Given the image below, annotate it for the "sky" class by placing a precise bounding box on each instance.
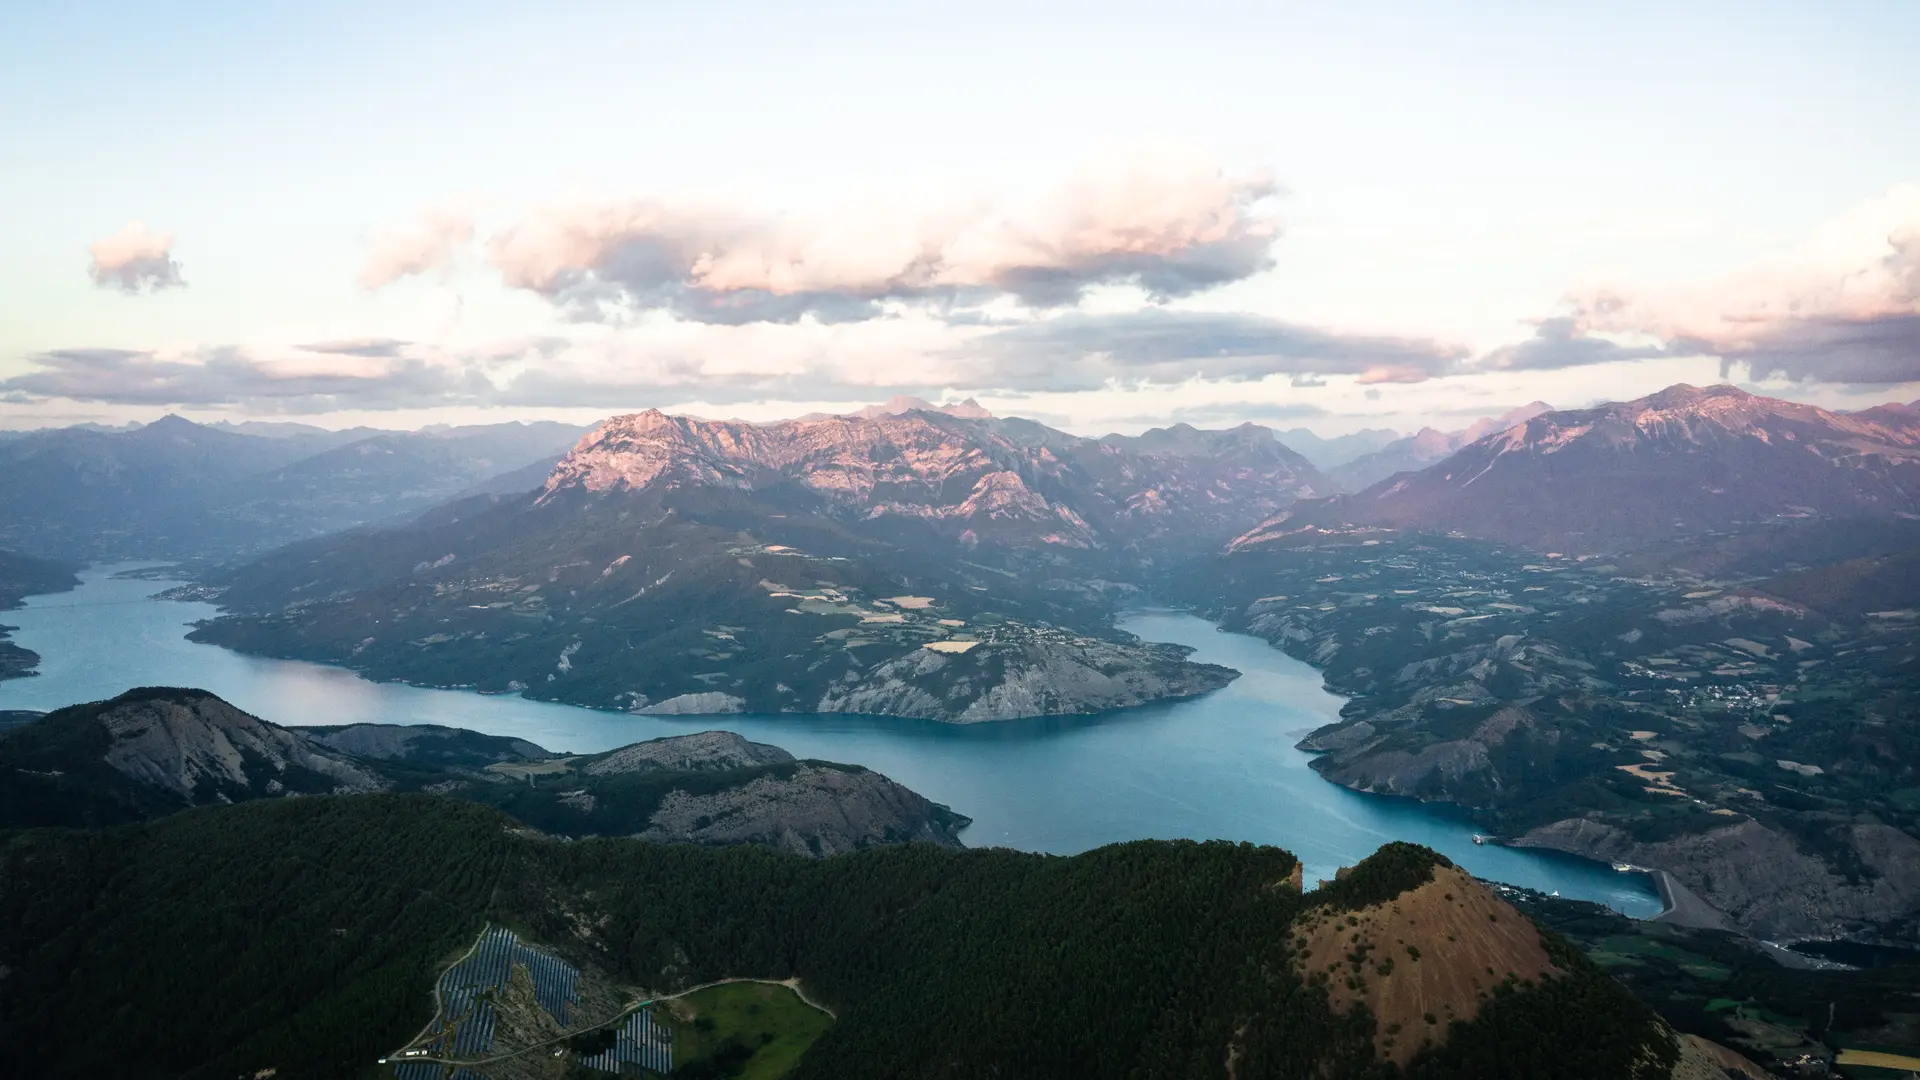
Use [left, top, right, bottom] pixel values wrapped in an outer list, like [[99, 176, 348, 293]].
[[2, 1, 1917, 437]]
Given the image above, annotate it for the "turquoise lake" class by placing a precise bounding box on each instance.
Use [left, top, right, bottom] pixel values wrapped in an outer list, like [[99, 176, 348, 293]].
[[0, 564, 1660, 916]]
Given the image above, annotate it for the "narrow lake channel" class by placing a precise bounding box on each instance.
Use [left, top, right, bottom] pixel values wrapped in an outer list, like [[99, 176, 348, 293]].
[[0, 565, 1660, 915]]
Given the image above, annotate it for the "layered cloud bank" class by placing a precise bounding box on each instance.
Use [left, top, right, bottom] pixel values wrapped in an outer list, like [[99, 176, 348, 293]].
[[16, 169, 1920, 425]]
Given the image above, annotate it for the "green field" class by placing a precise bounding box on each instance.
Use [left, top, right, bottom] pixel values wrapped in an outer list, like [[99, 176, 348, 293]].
[[671, 982, 834, 1080], [1586, 934, 1735, 981]]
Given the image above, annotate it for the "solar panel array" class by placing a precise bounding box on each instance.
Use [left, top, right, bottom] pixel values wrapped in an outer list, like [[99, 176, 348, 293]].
[[580, 1006, 673, 1075], [513, 940, 580, 1024], [425, 926, 582, 1061], [391, 1063, 439, 1080]]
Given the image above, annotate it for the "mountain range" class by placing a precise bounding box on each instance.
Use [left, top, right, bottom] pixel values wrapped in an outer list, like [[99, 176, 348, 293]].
[[174, 387, 1920, 732], [539, 406, 1326, 561], [0, 415, 591, 561], [1274, 425, 1404, 470], [1325, 401, 1555, 492], [1237, 385, 1920, 553]]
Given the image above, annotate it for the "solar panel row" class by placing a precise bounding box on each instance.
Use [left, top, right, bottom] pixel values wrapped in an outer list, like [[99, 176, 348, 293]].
[[426, 925, 584, 1060], [508, 939, 581, 1025], [449, 1000, 497, 1057], [580, 1006, 673, 1074]]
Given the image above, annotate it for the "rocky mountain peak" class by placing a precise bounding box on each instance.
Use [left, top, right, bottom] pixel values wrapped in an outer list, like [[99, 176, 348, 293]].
[[0, 688, 387, 824], [582, 730, 795, 775], [1640, 382, 1744, 408], [1491, 382, 1920, 459], [144, 413, 202, 432], [537, 405, 1324, 556], [849, 395, 995, 420]]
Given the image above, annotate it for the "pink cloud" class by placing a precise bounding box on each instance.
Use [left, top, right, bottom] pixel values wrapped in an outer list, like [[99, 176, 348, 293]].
[[360, 208, 476, 289], [1355, 364, 1434, 385], [1562, 185, 1920, 384], [485, 150, 1282, 323], [88, 221, 184, 292]]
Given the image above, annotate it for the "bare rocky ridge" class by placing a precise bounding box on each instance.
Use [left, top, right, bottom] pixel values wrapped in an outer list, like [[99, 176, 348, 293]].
[[301, 722, 550, 766], [0, 688, 390, 827], [0, 690, 969, 858], [583, 730, 793, 775], [1515, 817, 1920, 941], [634, 692, 748, 715], [637, 762, 968, 854], [542, 405, 1325, 559], [94, 692, 387, 799], [815, 637, 1234, 723]]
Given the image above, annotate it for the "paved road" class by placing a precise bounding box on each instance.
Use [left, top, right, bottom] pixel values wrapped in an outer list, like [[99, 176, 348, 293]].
[[661, 976, 837, 1019]]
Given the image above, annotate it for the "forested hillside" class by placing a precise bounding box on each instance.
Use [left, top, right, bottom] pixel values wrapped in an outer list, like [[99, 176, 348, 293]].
[[0, 796, 1678, 1080]]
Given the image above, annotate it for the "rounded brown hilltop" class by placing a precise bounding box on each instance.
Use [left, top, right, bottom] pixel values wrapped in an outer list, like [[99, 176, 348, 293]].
[[1294, 851, 1559, 1067]]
